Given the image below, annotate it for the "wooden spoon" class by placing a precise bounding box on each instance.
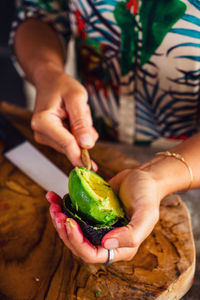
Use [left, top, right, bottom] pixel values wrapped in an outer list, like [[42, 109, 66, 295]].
[[81, 148, 92, 170]]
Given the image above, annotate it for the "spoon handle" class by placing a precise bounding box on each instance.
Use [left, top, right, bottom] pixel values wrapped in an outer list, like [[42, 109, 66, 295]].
[[81, 148, 92, 170]]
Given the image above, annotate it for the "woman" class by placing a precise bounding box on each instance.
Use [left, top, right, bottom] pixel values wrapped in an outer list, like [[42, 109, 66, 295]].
[[10, 0, 200, 265]]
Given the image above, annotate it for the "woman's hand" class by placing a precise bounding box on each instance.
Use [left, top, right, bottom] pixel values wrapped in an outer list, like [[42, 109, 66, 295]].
[[31, 64, 98, 167], [46, 167, 163, 264]]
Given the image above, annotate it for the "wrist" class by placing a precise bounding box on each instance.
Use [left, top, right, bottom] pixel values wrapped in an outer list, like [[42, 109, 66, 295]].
[[139, 154, 191, 199]]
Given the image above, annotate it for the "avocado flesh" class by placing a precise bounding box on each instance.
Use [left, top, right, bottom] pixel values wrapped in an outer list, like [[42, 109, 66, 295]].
[[68, 168, 125, 226]]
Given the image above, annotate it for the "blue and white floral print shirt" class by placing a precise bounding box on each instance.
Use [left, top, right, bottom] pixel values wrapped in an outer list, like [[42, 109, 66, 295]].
[[10, 0, 200, 144]]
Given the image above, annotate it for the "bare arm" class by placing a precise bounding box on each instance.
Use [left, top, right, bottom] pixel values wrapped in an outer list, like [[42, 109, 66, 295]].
[[14, 19, 98, 167], [140, 133, 200, 199], [14, 19, 65, 84]]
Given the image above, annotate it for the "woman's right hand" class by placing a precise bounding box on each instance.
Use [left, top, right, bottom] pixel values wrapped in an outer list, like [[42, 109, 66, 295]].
[[31, 64, 99, 167]]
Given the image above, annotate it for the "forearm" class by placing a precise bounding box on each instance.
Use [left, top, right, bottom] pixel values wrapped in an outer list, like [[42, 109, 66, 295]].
[[14, 18, 65, 85], [140, 133, 200, 199]]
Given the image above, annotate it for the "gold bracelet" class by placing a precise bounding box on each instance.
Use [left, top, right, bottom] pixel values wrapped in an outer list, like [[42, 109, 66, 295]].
[[156, 151, 193, 191]]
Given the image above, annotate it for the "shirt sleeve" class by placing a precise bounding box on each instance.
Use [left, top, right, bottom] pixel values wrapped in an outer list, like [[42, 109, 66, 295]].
[[9, 0, 71, 77]]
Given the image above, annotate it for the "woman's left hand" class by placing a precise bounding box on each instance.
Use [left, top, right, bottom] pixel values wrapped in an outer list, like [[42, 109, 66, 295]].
[[46, 168, 162, 264]]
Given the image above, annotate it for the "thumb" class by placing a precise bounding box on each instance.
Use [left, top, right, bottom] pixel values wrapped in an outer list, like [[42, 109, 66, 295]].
[[108, 169, 132, 194], [65, 92, 97, 148], [102, 205, 159, 249]]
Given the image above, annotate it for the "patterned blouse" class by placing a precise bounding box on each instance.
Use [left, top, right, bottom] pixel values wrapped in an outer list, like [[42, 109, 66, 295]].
[[10, 0, 200, 144]]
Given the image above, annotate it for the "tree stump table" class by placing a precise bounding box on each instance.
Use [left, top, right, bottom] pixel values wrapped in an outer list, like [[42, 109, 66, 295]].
[[0, 102, 195, 300]]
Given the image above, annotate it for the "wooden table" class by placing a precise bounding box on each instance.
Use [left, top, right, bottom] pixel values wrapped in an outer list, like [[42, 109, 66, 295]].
[[0, 103, 196, 300]]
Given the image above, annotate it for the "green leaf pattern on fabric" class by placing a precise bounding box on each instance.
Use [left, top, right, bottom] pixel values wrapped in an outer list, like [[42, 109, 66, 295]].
[[140, 0, 187, 65], [37, 0, 66, 12], [114, 0, 187, 75], [114, 2, 139, 75]]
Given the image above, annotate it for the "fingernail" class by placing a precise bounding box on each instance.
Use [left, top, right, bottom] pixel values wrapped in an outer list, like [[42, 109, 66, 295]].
[[103, 239, 119, 249], [79, 134, 93, 147], [65, 218, 73, 234], [65, 223, 71, 235], [55, 218, 62, 229]]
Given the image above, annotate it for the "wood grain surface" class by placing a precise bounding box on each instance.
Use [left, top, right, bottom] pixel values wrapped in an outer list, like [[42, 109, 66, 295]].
[[0, 103, 195, 300]]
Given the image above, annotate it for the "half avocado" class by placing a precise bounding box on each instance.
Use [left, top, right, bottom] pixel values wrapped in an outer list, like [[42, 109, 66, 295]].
[[62, 167, 128, 245]]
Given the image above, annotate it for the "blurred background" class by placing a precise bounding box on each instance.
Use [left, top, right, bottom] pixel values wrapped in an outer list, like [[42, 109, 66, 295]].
[[0, 0, 26, 107]]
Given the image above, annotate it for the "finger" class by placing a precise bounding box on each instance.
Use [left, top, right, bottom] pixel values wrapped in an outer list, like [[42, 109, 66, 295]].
[[49, 203, 62, 217], [111, 246, 139, 263], [91, 127, 99, 143], [53, 213, 139, 263], [108, 169, 131, 194], [55, 213, 92, 258], [65, 94, 96, 149], [34, 130, 82, 165], [32, 111, 83, 166], [47, 192, 63, 228], [91, 160, 98, 172], [46, 191, 62, 205], [102, 205, 159, 249], [35, 132, 98, 171], [66, 217, 140, 263], [86, 108, 99, 143], [86, 104, 93, 127], [53, 213, 80, 257], [49, 210, 71, 248], [65, 218, 111, 264], [49, 203, 62, 228], [85, 106, 99, 141]]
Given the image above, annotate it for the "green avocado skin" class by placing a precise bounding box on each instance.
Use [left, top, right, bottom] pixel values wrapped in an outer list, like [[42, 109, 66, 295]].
[[68, 168, 124, 226]]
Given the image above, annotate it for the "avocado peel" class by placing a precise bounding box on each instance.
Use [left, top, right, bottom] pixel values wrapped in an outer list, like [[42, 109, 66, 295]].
[[62, 194, 127, 245]]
